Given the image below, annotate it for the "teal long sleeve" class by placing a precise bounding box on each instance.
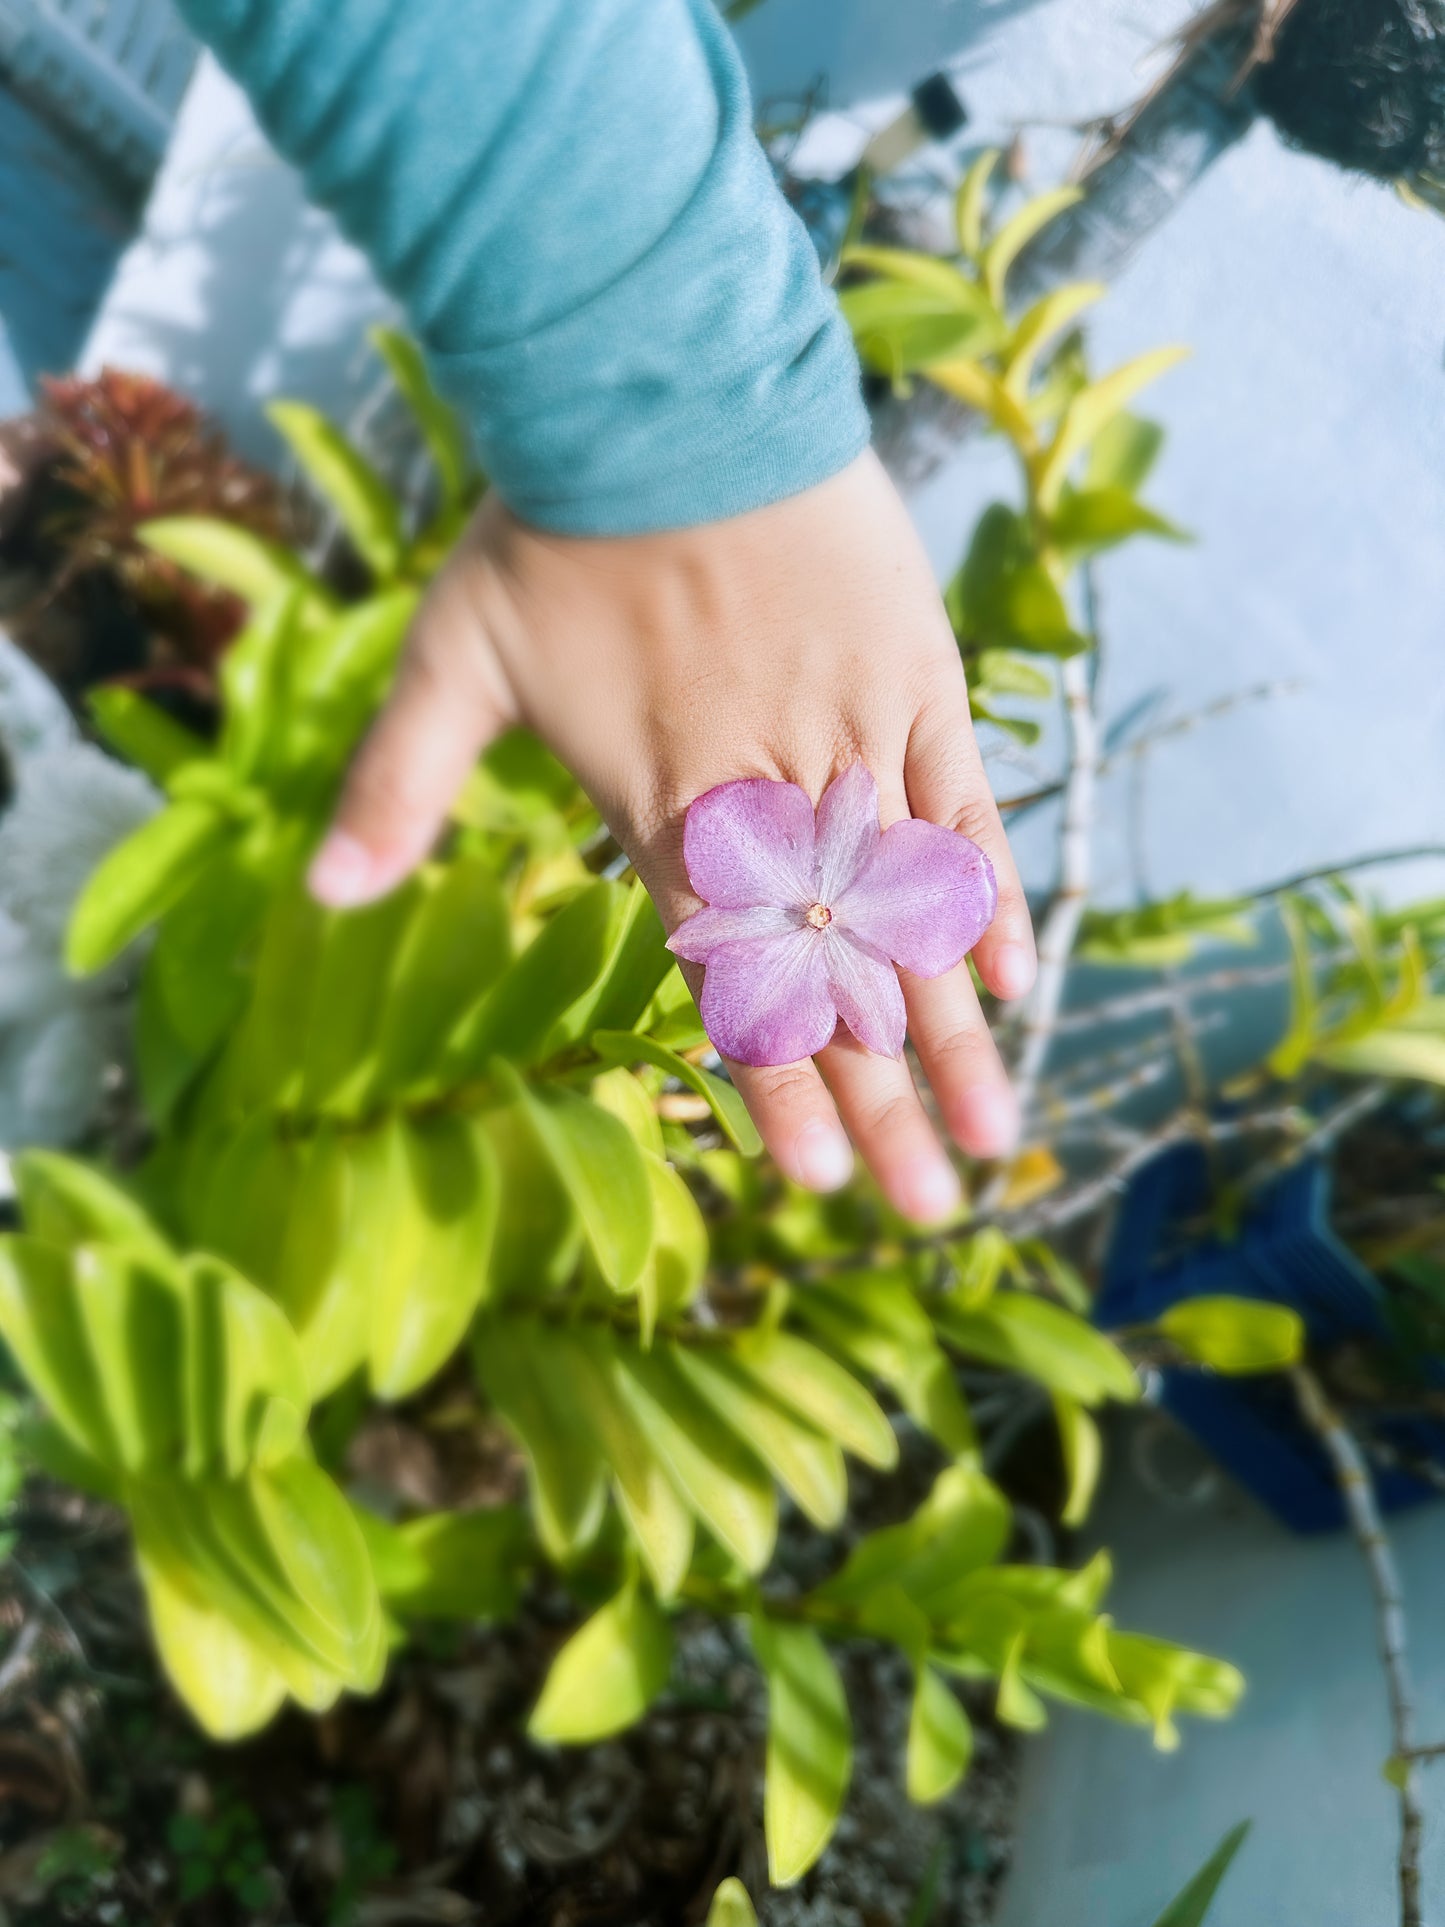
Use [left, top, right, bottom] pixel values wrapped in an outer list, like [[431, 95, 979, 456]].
[[171, 0, 871, 535]]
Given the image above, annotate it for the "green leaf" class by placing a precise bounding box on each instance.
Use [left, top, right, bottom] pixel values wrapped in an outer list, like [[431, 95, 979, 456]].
[[280, 589, 418, 782], [556, 1326, 694, 1598], [614, 1344, 777, 1573], [953, 505, 1086, 656], [1154, 1297, 1304, 1375], [370, 859, 511, 1096], [705, 1879, 759, 1927], [529, 1581, 673, 1743], [841, 245, 994, 306], [12, 1153, 171, 1260], [591, 1031, 762, 1155], [505, 1074, 653, 1293], [138, 515, 326, 609], [1049, 485, 1187, 555], [218, 589, 306, 780], [1003, 281, 1105, 398], [479, 1105, 583, 1301], [933, 1291, 1139, 1406], [816, 1465, 1010, 1612], [1037, 347, 1189, 509], [671, 1346, 847, 1529], [981, 185, 1082, 305], [554, 883, 673, 1046], [1151, 1822, 1251, 1927], [298, 890, 421, 1116], [266, 400, 404, 581], [753, 1616, 852, 1886], [638, 1154, 708, 1339], [365, 1507, 529, 1621], [450, 882, 627, 1071], [365, 1116, 499, 1400], [369, 325, 472, 510], [1054, 1393, 1102, 1527], [0, 1236, 122, 1466], [473, 1317, 609, 1560], [87, 687, 205, 783], [1316, 999, 1445, 1085], [907, 1666, 974, 1804], [955, 148, 999, 258], [733, 1330, 897, 1471], [1084, 411, 1165, 493], [137, 1550, 288, 1740], [66, 799, 230, 975]]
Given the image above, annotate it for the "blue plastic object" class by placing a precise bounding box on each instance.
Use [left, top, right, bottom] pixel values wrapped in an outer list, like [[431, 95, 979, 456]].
[[1097, 1142, 1445, 1533]]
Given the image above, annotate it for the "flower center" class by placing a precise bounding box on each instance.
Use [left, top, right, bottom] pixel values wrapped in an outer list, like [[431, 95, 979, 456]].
[[804, 901, 832, 930]]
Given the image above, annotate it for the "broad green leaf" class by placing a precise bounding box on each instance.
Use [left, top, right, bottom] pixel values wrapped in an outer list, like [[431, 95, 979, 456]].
[[1036, 347, 1189, 508], [559, 1326, 694, 1597], [841, 244, 993, 306], [449, 882, 627, 1071], [0, 1236, 121, 1466], [298, 887, 421, 1116], [1084, 411, 1164, 493], [705, 1879, 759, 1927], [1155, 1296, 1303, 1374], [1151, 1822, 1251, 1927], [1049, 485, 1187, 554], [369, 324, 472, 509], [366, 1116, 499, 1399], [478, 1104, 583, 1300], [997, 1631, 1049, 1730], [591, 1031, 762, 1155], [266, 400, 404, 580], [219, 589, 307, 779], [952, 504, 1085, 656], [981, 185, 1082, 305], [955, 147, 999, 258], [733, 1330, 897, 1471], [925, 358, 1037, 449], [182, 1254, 310, 1478], [816, 1465, 1010, 1612], [1054, 1393, 1102, 1527], [369, 858, 511, 1096], [137, 1549, 288, 1739], [549, 881, 673, 1047], [87, 686, 205, 782], [138, 514, 325, 609], [281, 589, 418, 780], [223, 884, 333, 1113], [793, 1271, 976, 1459], [672, 1346, 847, 1528], [12, 1153, 171, 1260], [615, 1344, 777, 1572], [933, 1291, 1139, 1407], [908, 1666, 974, 1803], [247, 1455, 383, 1684], [529, 1582, 673, 1743], [753, 1616, 852, 1886], [505, 1073, 653, 1293], [473, 1317, 609, 1559], [1317, 1000, 1445, 1085], [363, 1507, 528, 1621], [638, 1153, 708, 1339], [1003, 281, 1105, 398], [66, 799, 229, 975], [71, 1247, 185, 1474], [591, 1065, 666, 1159]]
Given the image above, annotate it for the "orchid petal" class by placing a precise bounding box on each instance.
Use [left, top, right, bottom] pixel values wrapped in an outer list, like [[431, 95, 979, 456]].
[[667, 903, 797, 964], [698, 928, 838, 1067], [825, 929, 907, 1057], [836, 820, 997, 978], [683, 778, 815, 909], [814, 763, 881, 904]]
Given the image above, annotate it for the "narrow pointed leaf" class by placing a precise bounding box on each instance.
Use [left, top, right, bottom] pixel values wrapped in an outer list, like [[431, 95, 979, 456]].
[[753, 1616, 852, 1886], [266, 400, 403, 580], [591, 1031, 762, 1154], [529, 1582, 673, 1743]]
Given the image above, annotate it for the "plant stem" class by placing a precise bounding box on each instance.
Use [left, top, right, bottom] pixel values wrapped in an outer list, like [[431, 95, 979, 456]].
[[1292, 1367, 1423, 1927]]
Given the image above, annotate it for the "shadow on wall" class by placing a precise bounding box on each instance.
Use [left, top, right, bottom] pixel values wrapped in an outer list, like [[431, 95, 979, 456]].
[[80, 57, 394, 465], [734, 0, 1046, 109]]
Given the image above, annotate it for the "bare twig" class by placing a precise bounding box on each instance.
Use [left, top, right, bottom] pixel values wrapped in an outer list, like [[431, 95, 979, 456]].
[[1249, 846, 1445, 902], [1050, 958, 1298, 1033], [1293, 1368, 1423, 1927], [1239, 1083, 1391, 1197], [0, 1616, 43, 1703]]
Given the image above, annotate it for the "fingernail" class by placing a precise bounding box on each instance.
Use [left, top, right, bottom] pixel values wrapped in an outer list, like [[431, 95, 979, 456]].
[[899, 1158, 963, 1226], [991, 942, 1037, 1001], [308, 831, 379, 908], [795, 1121, 854, 1192], [954, 1083, 1022, 1161]]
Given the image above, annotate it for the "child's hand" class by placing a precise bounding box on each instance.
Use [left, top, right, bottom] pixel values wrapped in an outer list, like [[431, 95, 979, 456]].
[[309, 452, 1036, 1222]]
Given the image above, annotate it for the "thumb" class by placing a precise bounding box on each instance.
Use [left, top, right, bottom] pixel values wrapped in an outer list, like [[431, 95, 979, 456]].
[[307, 560, 516, 908]]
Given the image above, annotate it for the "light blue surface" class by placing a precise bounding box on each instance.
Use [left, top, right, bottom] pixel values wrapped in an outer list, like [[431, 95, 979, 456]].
[[174, 0, 869, 535]]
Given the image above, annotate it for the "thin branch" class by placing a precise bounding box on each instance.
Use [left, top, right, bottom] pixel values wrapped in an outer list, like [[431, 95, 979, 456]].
[[1249, 846, 1445, 902], [1293, 1368, 1423, 1927], [1239, 1083, 1390, 1196], [0, 1616, 43, 1704], [1099, 679, 1301, 776], [1050, 958, 1298, 1032]]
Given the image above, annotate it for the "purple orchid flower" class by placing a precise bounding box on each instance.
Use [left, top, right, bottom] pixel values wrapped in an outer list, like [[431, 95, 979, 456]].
[[666, 763, 997, 1067]]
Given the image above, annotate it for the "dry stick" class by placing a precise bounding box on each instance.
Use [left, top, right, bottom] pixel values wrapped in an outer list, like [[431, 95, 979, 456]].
[[1050, 957, 1298, 1032], [1293, 1367, 1423, 1927]]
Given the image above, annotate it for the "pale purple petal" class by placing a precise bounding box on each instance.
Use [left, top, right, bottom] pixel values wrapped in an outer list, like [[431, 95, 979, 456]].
[[667, 903, 797, 964], [825, 929, 906, 1057], [814, 763, 881, 904], [683, 779, 815, 909], [835, 820, 997, 978], [699, 929, 838, 1067]]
